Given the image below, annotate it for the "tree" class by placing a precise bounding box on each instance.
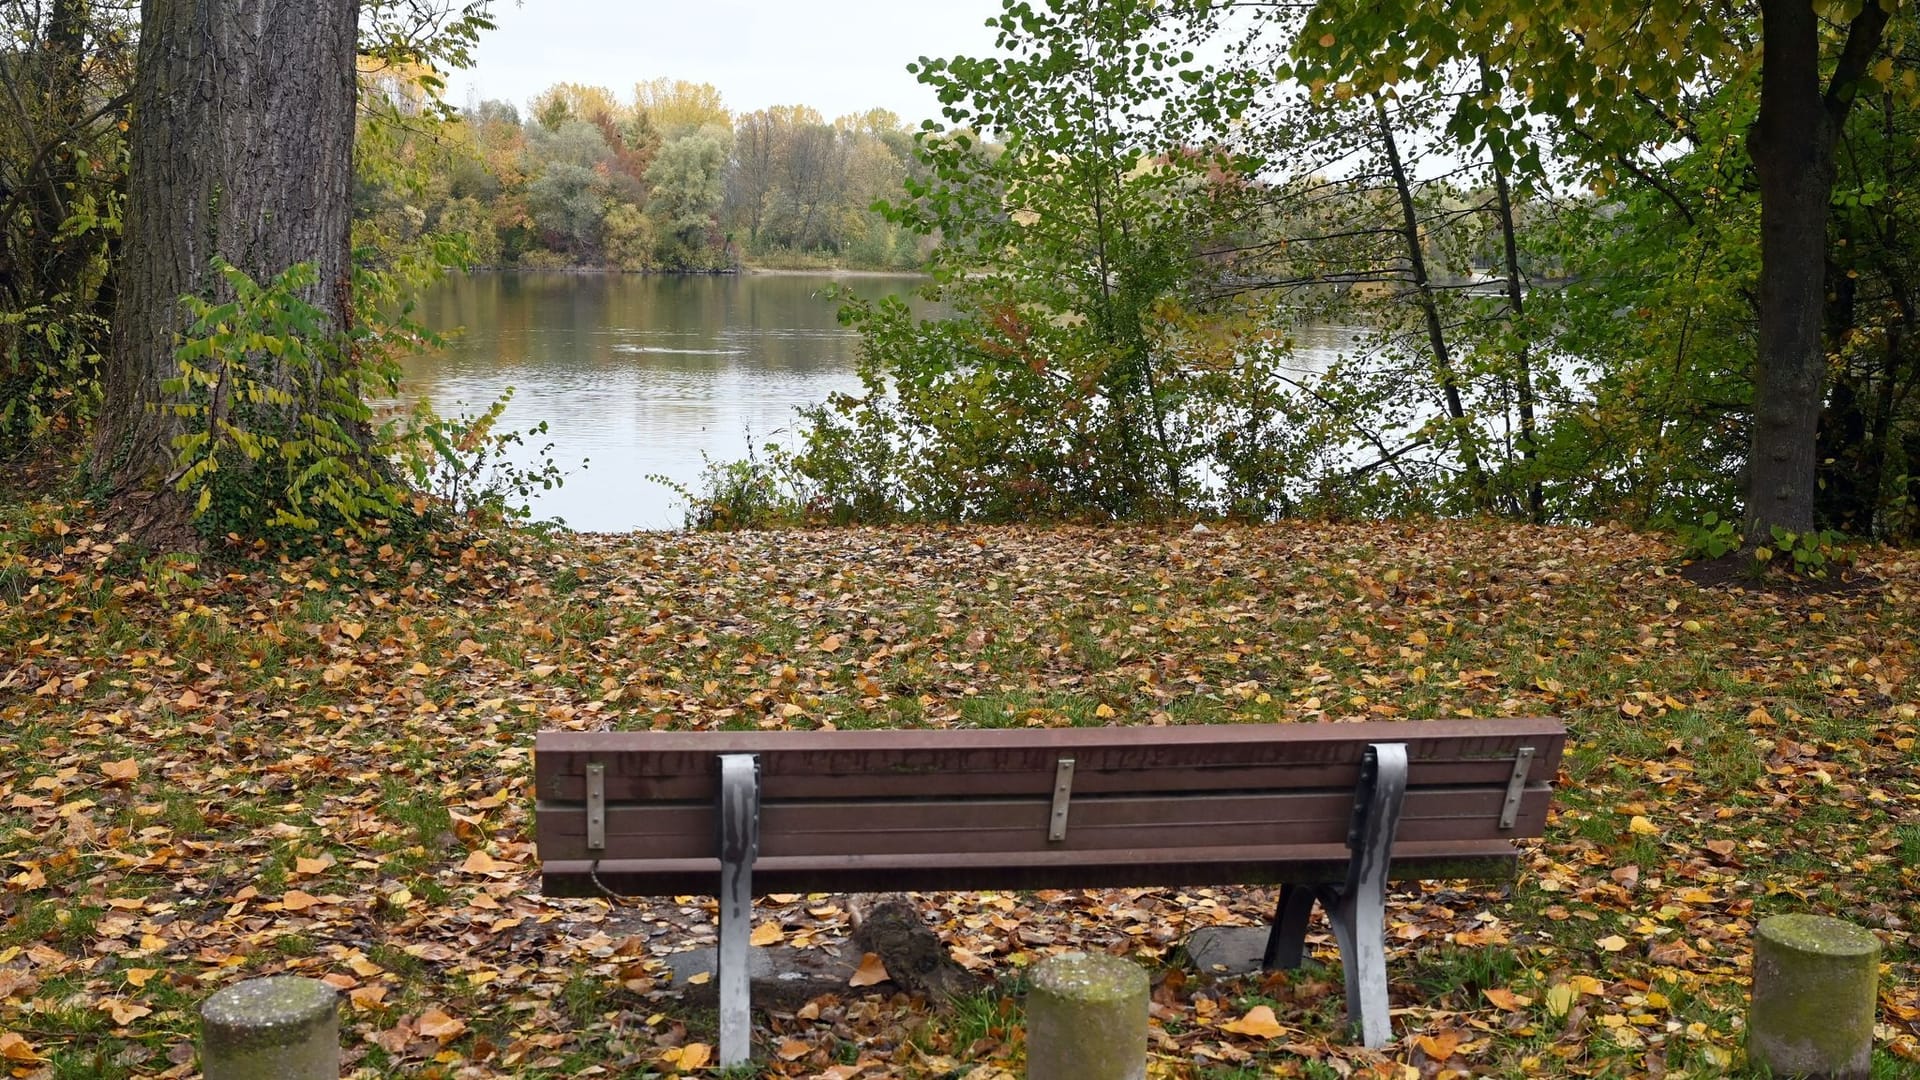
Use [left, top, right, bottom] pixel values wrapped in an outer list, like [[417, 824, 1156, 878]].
[[89, 0, 359, 540], [1293, 0, 1896, 541]]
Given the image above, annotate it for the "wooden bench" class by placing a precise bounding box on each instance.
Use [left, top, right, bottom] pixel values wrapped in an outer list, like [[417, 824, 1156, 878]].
[[535, 718, 1564, 1064]]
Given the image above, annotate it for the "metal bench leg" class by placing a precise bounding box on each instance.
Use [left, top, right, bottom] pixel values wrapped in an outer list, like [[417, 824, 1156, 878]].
[[1261, 883, 1320, 970], [1330, 742, 1406, 1049], [716, 753, 760, 1068]]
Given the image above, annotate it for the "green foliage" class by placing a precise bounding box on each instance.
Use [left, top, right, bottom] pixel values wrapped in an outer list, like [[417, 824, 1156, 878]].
[[393, 390, 575, 526], [163, 260, 409, 539], [1675, 512, 1742, 560], [771, 0, 1260, 523], [652, 438, 809, 531], [1754, 526, 1851, 578]]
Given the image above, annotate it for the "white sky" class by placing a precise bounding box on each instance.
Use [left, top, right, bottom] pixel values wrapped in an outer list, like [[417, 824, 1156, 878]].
[[452, 0, 1008, 125]]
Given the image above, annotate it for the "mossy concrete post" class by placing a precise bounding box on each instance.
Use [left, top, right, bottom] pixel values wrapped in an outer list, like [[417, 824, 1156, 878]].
[[200, 976, 340, 1080], [1749, 914, 1880, 1079], [1026, 952, 1147, 1080]]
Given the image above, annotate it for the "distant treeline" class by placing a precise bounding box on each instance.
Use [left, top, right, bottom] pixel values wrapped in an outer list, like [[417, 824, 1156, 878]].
[[356, 78, 936, 273]]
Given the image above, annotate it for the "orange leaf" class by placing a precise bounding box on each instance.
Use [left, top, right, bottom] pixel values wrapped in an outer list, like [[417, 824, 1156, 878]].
[[0, 1032, 43, 1063], [1414, 1029, 1461, 1061], [1219, 1004, 1287, 1038], [461, 850, 507, 875], [416, 1008, 466, 1043], [101, 759, 138, 783], [1483, 987, 1531, 1011], [280, 890, 319, 912], [349, 985, 389, 1010], [675, 1042, 712, 1070], [749, 922, 785, 947], [848, 952, 890, 987], [294, 854, 335, 876], [100, 999, 152, 1026], [776, 1037, 811, 1060]]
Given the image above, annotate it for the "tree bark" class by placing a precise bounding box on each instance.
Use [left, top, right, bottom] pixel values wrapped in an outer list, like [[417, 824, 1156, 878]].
[[1743, 0, 1889, 541], [1376, 99, 1491, 509], [90, 0, 358, 533]]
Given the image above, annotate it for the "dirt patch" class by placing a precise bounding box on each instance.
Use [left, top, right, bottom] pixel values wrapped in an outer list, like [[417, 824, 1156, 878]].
[[1677, 553, 1882, 597]]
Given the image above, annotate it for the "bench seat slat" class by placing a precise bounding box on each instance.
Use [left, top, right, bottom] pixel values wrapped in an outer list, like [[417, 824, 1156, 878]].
[[540, 839, 1521, 897], [536, 784, 1553, 862], [536, 719, 1565, 802]]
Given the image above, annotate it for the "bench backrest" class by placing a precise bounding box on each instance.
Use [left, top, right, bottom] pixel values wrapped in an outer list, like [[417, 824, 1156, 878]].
[[536, 718, 1563, 896]]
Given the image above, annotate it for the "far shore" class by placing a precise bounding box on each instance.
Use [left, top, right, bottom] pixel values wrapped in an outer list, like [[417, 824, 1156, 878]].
[[460, 264, 929, 279]]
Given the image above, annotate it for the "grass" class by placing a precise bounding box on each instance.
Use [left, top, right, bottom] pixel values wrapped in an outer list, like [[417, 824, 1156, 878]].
[[1, 511, 1916, 1077]]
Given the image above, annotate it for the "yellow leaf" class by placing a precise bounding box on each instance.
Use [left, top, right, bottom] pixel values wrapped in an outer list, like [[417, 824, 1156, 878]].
[[686, 971, 711, 985], [1629, 815, 1659, 836], [1597, 935, 1629, 952], [750, 922, 785, 947], [349, 984, 388, 1010], [675, 1042, 712, 1070], [1094, 703, 1117, 719], [340, 622, 365, 641], [1219, 1004, 1287, 1038], [101, 759, 139, 783], [1568, 974, 1606, 995], [848, 952, 891, 987], [123, 968, 159, 989], [1545, 983, 1577, 1018]]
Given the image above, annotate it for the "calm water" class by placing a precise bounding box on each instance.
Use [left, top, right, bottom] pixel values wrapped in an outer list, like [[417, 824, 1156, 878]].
[[403, 271, 1357, 531], [403, 271, 932, 531]]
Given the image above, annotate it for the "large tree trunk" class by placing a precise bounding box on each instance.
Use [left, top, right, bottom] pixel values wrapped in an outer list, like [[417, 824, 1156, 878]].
[[1743, 0, 1888, 542], [90, 0, 358, 535]]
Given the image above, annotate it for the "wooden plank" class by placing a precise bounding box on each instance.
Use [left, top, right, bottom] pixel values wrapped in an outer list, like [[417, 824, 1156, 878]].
[[540, 840, 1520, 896], [535, 785, 1554, 862], [535, 719, 1566, 801]]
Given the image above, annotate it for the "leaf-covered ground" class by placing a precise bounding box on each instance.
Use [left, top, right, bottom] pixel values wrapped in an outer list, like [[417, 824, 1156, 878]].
[[3, 507, 1917, 1079]]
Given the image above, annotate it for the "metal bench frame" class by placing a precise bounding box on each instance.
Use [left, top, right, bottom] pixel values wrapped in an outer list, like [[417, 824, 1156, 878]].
[[537, 721, 1560, 1066]]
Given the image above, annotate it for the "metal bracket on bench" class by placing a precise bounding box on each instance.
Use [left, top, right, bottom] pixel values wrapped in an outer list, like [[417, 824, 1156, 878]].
[[716, 753, 761, 1069], [1260, 742, 1407, 1049], [1047, 758, 1075, 842], [584, 763, 606, 852], [1498, 746, 1534, 831]]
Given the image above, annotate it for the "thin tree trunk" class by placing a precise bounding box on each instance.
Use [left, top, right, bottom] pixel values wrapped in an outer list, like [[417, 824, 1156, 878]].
[[1376, 99, 1490, 509], [90, 0, 358, 539], [1488, 139, 1541, 522]]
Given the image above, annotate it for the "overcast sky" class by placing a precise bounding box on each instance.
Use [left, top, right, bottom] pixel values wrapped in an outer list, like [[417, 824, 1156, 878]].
[[451, 0, 1008, 124]]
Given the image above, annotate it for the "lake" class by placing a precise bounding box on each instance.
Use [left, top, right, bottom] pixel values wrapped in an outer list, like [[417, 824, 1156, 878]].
[[404, 271, 930, 531], [404, 271, 1356, 531]]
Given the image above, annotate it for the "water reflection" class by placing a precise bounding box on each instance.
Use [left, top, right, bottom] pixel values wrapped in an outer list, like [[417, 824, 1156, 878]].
[[403, 271, 930, 531]]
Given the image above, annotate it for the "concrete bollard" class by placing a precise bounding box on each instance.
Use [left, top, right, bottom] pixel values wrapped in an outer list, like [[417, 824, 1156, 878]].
[[200, 975, 341, 1080], [1026, 952, 1148, 1080], [1749, 914, 1880, 1079]]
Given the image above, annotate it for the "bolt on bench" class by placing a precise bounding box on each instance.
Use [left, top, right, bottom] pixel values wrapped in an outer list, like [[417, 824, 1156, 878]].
[[535, 718, 1564, 1065]]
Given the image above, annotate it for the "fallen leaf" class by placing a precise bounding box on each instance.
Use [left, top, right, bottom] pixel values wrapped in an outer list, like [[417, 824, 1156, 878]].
[[1414, 1029, 1461, 1061], [281, 890, 319, 911], [101, 759, 138, 783], [0, 1032, 42, 1063], [1219, 1004, 1287, 1038], [99, 999, 151, 1025], [1597, 934, 1629, 952], [1629, 815, 1660, 836], [1484, 987, 1531, 1011], [750, 922, 785, 947], [675, 1042, 712, 1070], [1545, 983, 1577, 1018], [460, 850, 508, 875], [416, 1007, 466, 1043], [848, 952, 890, 987]]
